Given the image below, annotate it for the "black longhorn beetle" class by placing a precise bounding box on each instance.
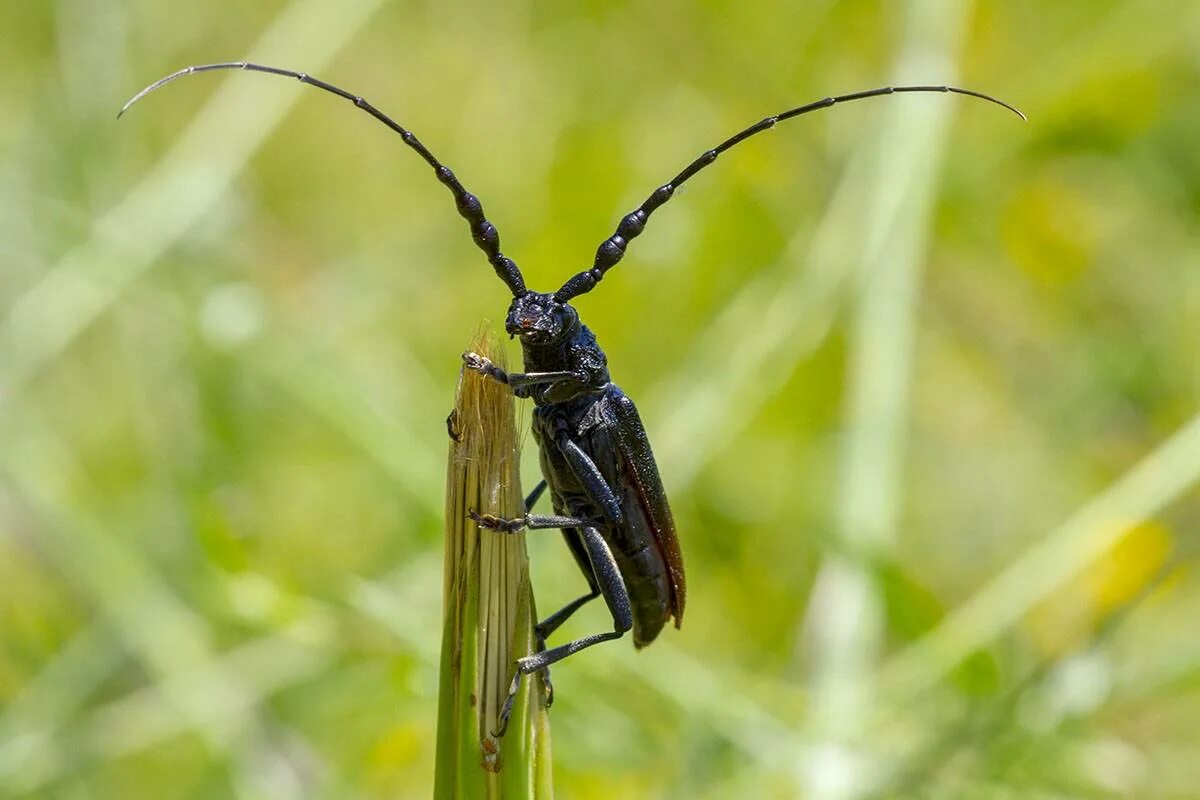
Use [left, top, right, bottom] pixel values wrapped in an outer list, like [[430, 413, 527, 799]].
[[121, 62, 1023, 734]]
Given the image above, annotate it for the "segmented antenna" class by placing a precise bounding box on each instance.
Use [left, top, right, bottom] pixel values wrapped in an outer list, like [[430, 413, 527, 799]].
[[120, 61, 528, 297], [554, 85, 1025, 303]]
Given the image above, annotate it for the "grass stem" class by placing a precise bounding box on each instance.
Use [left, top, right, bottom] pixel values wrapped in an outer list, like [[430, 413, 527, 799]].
[[434, 329, 553, 799]]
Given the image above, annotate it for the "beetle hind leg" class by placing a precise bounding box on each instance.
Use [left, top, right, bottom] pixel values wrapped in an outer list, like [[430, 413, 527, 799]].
[[522, 526, 603, 713], [535, 587, 600, 642], [495, 526, 632, 736], [530, 586, 601, 708]]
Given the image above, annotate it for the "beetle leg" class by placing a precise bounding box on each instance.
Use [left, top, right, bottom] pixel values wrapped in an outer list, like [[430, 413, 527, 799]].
[[535, 588, 600, 642], [514, 546, 601, 716], [471, 501, 596, 719], [462, 352, 583, 398], [465, 482, 554, 532], [469, 510, 594, 532], [554, 435, 624, 526], [495, 526, 631, 735], [471, 507, 603, 709], [522, 587, 601, 713], [445, 409, 462, 442], [507, 370, 586, 394], [537, 526, 604, 644], [524, 480, 547, 512], [531, 528, 604, 712]]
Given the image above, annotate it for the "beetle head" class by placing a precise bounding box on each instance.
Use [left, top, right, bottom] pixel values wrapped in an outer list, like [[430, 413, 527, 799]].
[[505, 291, 577, 345]]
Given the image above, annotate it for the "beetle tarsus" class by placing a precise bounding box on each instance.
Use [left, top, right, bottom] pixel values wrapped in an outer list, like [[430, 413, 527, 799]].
[[462, 350, 510, 384], [468, 510, 527, 533], [493, 670, 523, 738], [494, 634, 554, 737], [469, 510, 594, 532]]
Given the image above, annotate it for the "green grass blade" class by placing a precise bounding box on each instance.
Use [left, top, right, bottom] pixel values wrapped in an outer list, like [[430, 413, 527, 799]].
[[434, 329, 553, 799]]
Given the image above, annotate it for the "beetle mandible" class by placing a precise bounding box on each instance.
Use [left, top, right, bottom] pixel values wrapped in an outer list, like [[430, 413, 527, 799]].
[[121, 62, 1023, 733]]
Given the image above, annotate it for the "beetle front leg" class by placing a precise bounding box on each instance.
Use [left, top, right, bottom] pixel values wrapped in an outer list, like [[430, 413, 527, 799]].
[[462, 352, 584, 398], [461, 351, 512, 384]]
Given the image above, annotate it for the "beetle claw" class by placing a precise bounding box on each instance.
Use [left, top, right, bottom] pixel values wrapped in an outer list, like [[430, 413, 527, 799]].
[[445, 409, 462, 442], [462, 350, 490, 372], [492, 670, 523, 738], [469, 509, 528, 533]]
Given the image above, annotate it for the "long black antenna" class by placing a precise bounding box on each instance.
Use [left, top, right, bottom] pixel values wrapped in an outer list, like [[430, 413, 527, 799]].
[[554, 85, 1025, 303], [120, 61, 528, 297]]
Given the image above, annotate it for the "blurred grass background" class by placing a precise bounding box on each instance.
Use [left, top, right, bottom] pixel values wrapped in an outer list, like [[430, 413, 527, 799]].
[[2, 0, 1199, 797]]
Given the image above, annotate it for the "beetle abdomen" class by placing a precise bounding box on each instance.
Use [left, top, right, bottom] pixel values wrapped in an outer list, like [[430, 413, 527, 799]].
[[616, 540, 672, 647]]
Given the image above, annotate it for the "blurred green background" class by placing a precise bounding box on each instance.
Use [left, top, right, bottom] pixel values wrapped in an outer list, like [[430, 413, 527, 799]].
[[2, 0, 1199, 797]]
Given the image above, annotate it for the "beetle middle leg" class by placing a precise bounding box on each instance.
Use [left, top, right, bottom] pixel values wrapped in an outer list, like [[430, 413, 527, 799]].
[[474, 514, 602, 636], [470, 509, 596, 533], [495, 525, 632, 736]]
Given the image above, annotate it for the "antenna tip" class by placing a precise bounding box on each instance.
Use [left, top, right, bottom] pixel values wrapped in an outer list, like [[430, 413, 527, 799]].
[[117, 95, 141, 119]]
